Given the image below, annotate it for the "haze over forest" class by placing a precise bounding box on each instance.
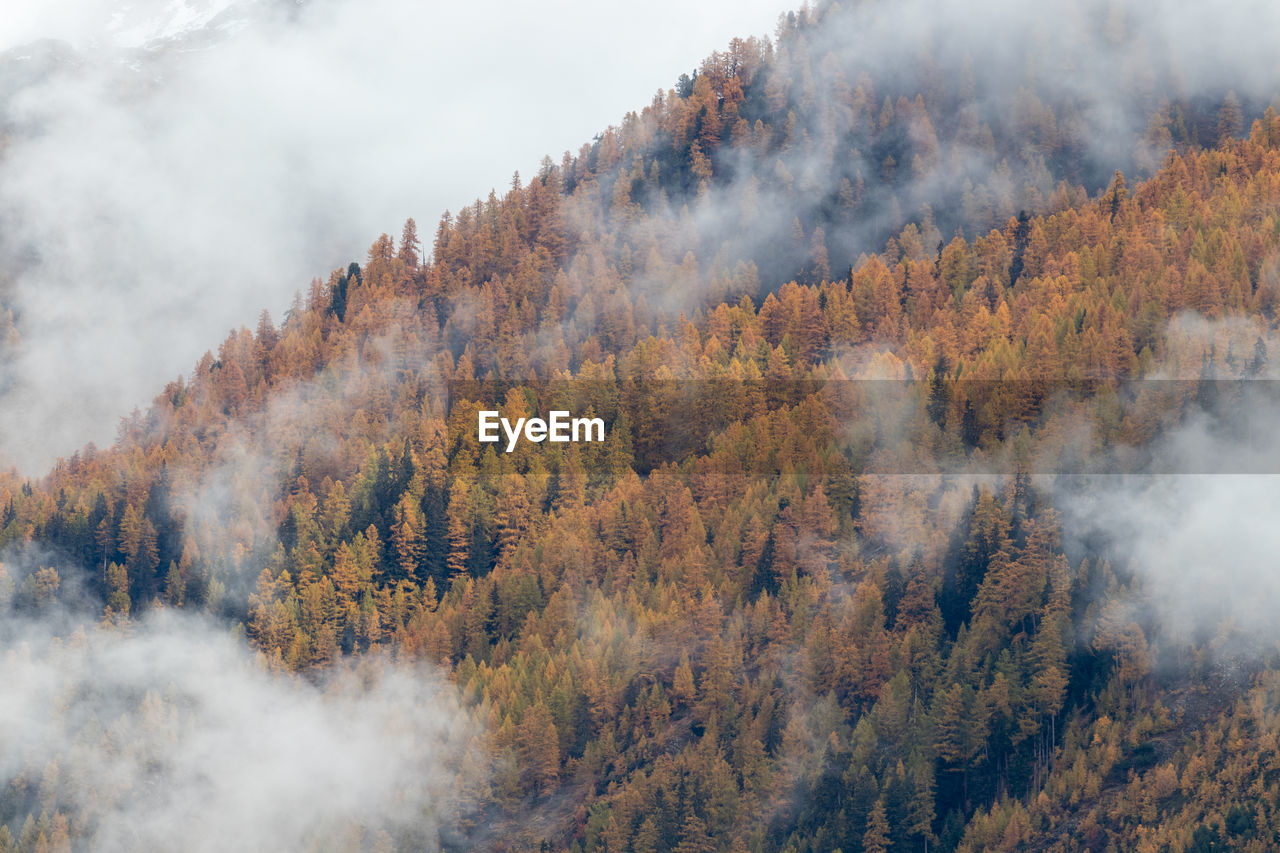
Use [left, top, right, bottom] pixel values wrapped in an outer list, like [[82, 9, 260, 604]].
[[3, 0, 1280, 851], [0, 0, 784, 469]]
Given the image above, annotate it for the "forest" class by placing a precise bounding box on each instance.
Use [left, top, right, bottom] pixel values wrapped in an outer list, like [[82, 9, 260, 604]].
[[3, 1, 1280, 850]]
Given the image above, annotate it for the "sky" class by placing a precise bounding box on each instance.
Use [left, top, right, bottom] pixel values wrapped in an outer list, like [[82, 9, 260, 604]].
[[0, 0, 787, 472]]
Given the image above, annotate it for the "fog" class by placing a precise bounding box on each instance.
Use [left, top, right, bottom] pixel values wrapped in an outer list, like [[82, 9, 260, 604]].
[[1055, 316, 1280, 654], [0, 312, 480, 848], [170, 320, 440, 605], [1069, 471, 1280, 653], [5, 1, 1280, 847], [0, 605, 482, 851], [544, 0, 1280, 337], [5, 0, 1280, 472], [0, 0, 784, 472]]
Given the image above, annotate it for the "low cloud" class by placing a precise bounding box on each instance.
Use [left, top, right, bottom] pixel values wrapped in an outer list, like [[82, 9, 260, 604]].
[[0, 606, 483, 851], [1056, 317, 1280, 652], [0, 0, 783, 472]]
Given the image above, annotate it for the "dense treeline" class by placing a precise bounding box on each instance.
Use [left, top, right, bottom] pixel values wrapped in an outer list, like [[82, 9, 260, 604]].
[[4, 2, 1280, 850]]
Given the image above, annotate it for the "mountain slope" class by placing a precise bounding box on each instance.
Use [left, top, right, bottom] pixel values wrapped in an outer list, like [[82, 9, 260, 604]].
[[4, 2, 1280, 851]]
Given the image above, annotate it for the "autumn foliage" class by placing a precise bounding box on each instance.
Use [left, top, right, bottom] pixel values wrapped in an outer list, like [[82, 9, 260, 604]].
[[5, 4, 1280, 851]]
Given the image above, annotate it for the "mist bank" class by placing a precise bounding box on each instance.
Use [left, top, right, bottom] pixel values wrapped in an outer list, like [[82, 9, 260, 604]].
[[0, 0, 783, 472], [549, 0, 1280, 324], [1057, 419, 1280, 657], [5, 0, 1280, 472], [0, 599, 484, 852]]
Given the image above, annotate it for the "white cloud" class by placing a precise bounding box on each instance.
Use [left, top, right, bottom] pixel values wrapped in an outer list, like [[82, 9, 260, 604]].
[[0, 0, 785, 471], [0, 609, 481, 851]]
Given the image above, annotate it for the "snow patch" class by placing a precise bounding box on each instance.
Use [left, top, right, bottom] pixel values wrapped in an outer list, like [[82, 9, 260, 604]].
[[106, 0, 252, 49]]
